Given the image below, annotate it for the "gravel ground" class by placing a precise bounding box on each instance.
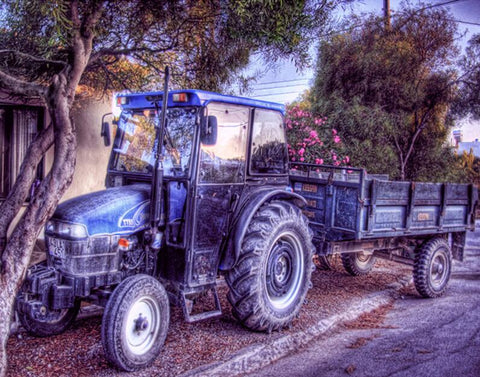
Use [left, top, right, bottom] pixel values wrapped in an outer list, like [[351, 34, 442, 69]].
[[6, 257, 412, 377]]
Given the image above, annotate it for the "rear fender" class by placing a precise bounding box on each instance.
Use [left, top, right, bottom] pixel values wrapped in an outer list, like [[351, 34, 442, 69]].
[[219, 189, 306, 271]]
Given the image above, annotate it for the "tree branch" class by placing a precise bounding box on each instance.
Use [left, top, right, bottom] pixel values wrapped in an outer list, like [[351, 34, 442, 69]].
[[0, 50, 66, 68], [0, 69, 47, 98]]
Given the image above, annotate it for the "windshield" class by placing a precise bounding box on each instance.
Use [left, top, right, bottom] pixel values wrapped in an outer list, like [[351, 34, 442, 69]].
[[111, 107, 197, 177]]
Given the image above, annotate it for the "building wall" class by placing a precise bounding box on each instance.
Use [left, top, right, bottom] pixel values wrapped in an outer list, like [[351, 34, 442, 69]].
[[46, 99, 111, 201], [1, 92, 111, 237]]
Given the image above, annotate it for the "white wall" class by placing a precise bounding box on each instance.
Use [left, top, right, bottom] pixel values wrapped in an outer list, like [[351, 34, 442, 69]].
[[43, 98, 112, 202]]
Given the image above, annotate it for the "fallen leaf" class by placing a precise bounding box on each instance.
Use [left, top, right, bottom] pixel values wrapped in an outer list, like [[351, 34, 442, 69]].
[[345, 364, 356, 374]]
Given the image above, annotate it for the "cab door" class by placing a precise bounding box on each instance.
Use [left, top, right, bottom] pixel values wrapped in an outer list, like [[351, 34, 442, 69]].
[[189, 103, 249, 287]]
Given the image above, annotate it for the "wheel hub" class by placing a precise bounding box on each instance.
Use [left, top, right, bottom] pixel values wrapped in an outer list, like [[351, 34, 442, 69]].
[[267, 244, 294, 297], [125, 297, 161, 356], [430, 250, 449, 289], [265, 233, 305, 311], [134, 314, 149, 333], [433, 261, 444, 275], [274, 255, 288, 282], [430, 252, 446, 287]]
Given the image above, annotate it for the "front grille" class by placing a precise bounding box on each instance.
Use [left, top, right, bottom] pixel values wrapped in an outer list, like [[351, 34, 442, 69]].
[[46, 235, 119, 276]]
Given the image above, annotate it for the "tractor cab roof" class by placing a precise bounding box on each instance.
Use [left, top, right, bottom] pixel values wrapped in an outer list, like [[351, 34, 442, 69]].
[[116, 89, 285, 115]]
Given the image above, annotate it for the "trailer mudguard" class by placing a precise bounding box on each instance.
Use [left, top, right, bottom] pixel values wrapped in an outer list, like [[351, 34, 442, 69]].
[[219, 188, 307, 271]]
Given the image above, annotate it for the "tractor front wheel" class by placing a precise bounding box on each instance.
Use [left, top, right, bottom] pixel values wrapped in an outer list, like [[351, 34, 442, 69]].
[[17, 296, 80, 337], [101, 275, 169, 371]]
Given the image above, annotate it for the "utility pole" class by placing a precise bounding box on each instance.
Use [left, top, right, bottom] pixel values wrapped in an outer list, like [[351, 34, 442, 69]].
[[384, 0, 391, 30]]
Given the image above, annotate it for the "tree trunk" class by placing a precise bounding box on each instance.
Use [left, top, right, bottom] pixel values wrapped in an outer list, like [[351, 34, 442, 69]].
[[0, 73, 77, 377], [0, 126, 54, 255]]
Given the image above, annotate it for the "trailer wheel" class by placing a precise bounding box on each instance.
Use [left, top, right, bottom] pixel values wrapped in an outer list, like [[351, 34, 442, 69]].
[[313, 254, 333, 271], [226, 201, 314, 332], [414, 238, 452, 298], [16, 296, 80, 337], [341, 252, 376, 276], [101, 275, 169, 371]]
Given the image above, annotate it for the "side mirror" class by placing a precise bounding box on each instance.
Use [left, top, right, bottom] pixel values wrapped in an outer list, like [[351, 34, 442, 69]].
[[101, 113, 112, 146], [101, 122, 111, 147], [201, 115, 217, 146]]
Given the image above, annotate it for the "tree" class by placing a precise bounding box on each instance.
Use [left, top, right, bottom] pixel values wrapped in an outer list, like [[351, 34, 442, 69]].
[[459, 149, 480, 186], [455, 34, 480, 120], [0, 1, 340, 374], [311, 4, 461, 181]]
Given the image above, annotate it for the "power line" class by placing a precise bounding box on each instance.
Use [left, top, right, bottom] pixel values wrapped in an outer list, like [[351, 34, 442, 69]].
[[253, 82, 311, 91], [449, 19, 480, 27], [250, 91, 306, 98], [251, 78, 310, 86], [421, 0, 469, 10]]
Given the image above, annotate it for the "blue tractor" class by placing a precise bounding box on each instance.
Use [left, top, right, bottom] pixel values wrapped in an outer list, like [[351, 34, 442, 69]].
[[16, 78, 314, 370]]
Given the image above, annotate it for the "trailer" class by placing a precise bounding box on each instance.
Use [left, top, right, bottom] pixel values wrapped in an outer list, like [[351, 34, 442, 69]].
[[290, 163, 477, 297]]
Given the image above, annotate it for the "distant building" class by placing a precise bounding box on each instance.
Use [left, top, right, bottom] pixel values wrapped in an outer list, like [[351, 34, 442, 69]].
[[457, 140, 480, 157], [452, 129, 463, 147]]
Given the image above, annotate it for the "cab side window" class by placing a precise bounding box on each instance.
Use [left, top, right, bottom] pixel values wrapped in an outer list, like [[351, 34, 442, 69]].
[[250, 109, 288, 175], [199, 103, 248, 184]]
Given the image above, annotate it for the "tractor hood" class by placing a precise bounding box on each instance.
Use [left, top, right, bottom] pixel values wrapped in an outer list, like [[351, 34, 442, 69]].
[[51, 184, 151, 237]]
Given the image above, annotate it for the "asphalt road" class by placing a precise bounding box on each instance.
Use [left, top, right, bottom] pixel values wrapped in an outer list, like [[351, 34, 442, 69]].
[[253, 276, 480, 377], [254, 227, 480, 377]]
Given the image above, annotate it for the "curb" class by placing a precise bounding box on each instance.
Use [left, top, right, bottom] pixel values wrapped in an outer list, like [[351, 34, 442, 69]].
[[180, 277, 413, 377], [451, 271, 480, 280]]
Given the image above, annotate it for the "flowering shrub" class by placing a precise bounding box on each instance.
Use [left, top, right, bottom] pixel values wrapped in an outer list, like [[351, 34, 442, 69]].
[[285, 105, 349, 166]]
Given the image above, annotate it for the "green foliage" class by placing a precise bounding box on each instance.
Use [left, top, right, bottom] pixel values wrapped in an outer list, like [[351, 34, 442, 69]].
[[0, 0, 339, 94], [311, 4, 461, 182], [455, 34, 480, 119], [458, 149, 480, 185]]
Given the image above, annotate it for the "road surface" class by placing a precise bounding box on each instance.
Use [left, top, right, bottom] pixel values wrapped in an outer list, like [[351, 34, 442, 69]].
[[254, 226, 480, 377]]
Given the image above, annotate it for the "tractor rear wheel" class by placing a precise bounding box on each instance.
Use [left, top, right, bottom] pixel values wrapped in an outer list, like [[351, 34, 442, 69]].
[[226, 201, 314, 332]]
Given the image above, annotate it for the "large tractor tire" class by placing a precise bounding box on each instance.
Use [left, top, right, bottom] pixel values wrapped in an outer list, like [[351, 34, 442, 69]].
[[341, 252, 376, 276], [413, 237, 452, 298], [226, 201, 314, 333], [17, 296, 80, 337], [101, 275, 170, 371]]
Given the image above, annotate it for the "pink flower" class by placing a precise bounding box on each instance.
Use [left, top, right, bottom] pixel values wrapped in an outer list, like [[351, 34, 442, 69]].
[[309, 130, 318, 139], [300, 157, 305, 162], [332, 129, 337, 136], [298, 148, 305, 156], [333, 135, 341, 144], [332, 154, 337, 161], [315, 158, 324, 165]]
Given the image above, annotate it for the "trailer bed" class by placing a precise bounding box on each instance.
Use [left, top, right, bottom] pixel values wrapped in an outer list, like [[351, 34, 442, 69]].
[[289, 164, 477, 242]]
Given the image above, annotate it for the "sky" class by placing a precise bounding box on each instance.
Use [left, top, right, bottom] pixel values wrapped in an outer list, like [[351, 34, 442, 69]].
[[244, 0, 480, 141]]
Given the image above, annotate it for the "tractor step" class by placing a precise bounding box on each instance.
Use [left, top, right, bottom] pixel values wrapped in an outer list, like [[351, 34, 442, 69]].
[[180, 285, 222, 323]]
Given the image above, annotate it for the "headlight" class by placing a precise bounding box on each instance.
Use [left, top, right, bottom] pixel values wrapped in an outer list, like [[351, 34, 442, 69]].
[[45, 221, 88, 239]]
